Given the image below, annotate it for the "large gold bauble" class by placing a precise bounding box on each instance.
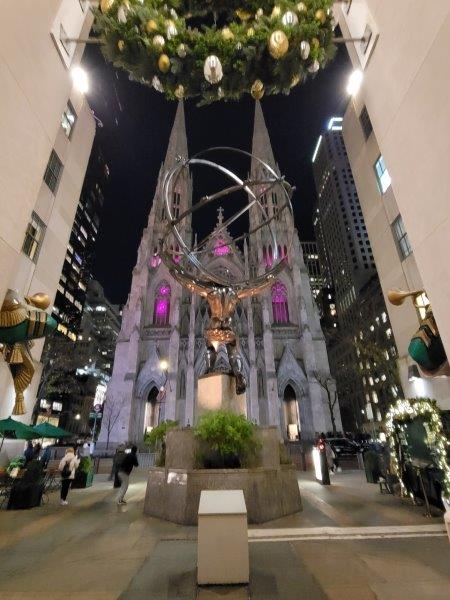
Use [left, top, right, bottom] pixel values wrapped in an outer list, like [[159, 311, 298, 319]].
[[118, 40, 125, 51], [315, 9, 327, 24], [100, 0, 114, 14], [153, 35, 165, 50], [268, 30, 289, 59], [222, 27, 234, 41], [146, 19, 158, 33], [174, 84, 185, 99], [158, 54, 171, 73], [251, 79, 265, 100]]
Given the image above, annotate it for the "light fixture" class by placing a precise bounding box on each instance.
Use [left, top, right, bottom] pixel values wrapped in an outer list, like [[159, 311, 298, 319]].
[[159, 359, 169, 371], [71, 66, 89, 94], [75, 413, 81, 420], [408, 364, 421, 382], [346, 69, 363, 96]]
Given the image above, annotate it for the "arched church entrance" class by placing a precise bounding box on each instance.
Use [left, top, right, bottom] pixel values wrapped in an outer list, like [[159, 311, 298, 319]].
[[144, 386, 160, 434], [283, 384, 300, 441]]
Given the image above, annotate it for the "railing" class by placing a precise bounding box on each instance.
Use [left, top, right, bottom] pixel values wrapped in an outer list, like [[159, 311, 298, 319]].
[[136, 452, 157, 468]]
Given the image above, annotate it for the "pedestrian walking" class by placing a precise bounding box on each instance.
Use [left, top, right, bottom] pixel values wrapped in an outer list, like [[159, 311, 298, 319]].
[[117, 446, 139, 505], [58, 447, 80, 506], [24, 441, 34, 465]]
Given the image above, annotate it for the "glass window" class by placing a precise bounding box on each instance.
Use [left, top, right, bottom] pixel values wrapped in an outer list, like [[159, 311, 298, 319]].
[[22, 211, 46, 262], [44, 150, 63, 193], [153, 282, 171, 326], [359, 105, 373, 139], [392, 215, 412, 260], [374, 155, 391, 194], [271, 281, 289, 324], [61, 101, 77, 138]]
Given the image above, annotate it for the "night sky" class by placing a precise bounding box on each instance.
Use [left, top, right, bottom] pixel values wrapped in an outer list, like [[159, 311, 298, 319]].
[[83, 43, 351, 305]]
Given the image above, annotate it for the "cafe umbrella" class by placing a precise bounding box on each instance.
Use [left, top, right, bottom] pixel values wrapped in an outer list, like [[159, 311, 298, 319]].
[[31, 421, 72, 439], [0, 416, 36, 452]]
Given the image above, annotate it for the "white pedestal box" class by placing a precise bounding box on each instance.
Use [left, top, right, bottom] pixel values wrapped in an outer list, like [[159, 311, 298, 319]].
[[197, 489, 249, 585]]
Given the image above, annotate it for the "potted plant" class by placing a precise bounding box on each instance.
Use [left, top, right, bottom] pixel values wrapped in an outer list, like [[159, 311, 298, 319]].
[[72, 457, 94, 489], [144, 420, 178, 466], [7, 459, 44, 510], [194, 410, 259, 469]]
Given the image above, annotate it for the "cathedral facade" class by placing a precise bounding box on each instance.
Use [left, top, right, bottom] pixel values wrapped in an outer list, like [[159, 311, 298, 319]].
[[98, 102, 341, 448]]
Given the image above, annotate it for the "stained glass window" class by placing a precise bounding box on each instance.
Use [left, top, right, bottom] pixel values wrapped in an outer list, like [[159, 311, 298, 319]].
[[213, 237, 230, 256], [153, 282, 171, 325], [272, 281, 289, 324]]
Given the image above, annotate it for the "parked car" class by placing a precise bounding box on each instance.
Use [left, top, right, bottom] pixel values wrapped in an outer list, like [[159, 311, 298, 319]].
[[326, 438, 360, 456]]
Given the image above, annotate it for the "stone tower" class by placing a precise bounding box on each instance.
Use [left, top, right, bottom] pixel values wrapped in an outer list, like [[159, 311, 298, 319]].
[[98, 102, 341, 448]]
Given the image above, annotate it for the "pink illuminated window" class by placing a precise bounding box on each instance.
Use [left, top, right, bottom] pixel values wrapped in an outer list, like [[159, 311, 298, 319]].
[[153, 282, 171, 326], [213, 238, 230, 256], [171, 245, 181, 264], [272, 281, 289, 324], [150, 246, 161, 268]]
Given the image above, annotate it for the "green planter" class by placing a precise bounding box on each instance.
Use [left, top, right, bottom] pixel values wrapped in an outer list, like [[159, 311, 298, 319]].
[[72, 470, 94, 489]]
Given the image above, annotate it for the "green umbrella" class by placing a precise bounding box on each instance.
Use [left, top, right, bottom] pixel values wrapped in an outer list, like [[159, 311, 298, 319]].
[[0, 417, 36, 440], [31, 421, 72, 439]]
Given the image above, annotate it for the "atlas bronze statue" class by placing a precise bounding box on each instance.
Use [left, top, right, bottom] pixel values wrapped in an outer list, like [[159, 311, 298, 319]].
[[159, 147, 295, 394]]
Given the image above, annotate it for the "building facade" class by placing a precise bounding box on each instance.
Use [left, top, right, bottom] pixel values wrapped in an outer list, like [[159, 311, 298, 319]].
[[0, 1, 95, 427], [335, 2, 450, 410], [99, 102, 341, 449], [312, 118, 401, 432]]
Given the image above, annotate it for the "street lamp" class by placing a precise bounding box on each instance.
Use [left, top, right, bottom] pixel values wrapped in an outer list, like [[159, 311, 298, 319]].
[[71, 66, 89, 94], [346, 69, 363, 96], [74, 413, 81, 421]]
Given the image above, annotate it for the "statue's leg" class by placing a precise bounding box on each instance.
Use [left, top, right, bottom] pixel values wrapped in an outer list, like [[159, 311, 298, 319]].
[[205, 341, 217, 373], [227, 340, 246, 395]]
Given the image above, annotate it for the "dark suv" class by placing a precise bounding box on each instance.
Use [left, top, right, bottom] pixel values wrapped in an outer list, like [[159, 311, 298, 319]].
[[327, 438, 360, 456]]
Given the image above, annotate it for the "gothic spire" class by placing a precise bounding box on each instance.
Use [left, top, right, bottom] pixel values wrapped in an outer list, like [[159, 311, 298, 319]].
[[163, 101, 188, 169], [251, 101, 278, 174]]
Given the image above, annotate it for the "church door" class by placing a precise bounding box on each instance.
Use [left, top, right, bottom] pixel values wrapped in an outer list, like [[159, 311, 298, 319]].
[[283, 384, 300, 441], [144, 386, 160, 434]]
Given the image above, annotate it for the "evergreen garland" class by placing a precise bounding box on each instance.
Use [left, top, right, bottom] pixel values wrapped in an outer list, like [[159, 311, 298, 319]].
[[94, 0, 336, 104]]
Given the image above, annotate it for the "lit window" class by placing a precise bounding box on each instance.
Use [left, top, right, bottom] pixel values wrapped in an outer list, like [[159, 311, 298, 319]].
[[392, 216, 412, 260], [213, 237, 230, 256], [61, 101, 77, 138], [22, 211, 46, 263], [271, 281, 289, 324], [43, 150, 63, 193], [381, 312, 387, 323], [374, 155, 391, 194], [415, 292, 430, 321], [153, 282, 171, 326]]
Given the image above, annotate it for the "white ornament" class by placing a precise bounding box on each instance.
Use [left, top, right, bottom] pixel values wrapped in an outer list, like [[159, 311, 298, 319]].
[[203, 55, 223, 84], [153, 35, 165, 49], [177, 43, 187, 58], [300, 40, 310, 60], [308, 60, 320, 73], [117, 5, 127, 23], [167, 22, 178, 40], [282, 11, 298, 27], [152, 76, 164, 92], [170, 9, 178, 19]]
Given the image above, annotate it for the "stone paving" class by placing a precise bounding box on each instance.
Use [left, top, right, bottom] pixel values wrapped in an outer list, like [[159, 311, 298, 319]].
[[0, 470, 449, 599]]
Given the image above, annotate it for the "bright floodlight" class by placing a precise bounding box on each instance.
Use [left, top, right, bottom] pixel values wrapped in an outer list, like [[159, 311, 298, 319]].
[[71, 66, 89, 94], [346, 69, 363, 96], [159, 359, 169, 371]]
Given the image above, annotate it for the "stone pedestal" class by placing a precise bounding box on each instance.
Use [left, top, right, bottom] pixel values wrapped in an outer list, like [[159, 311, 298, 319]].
[[196, 372, 247, 422]]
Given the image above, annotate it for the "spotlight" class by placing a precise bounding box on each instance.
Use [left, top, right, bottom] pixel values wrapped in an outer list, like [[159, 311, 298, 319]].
[[346, 69, 363, 96], [71, 66, 89, 94]]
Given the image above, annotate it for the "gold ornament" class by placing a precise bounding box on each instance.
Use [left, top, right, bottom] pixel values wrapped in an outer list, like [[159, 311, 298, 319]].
[[311, 37, 320, 49], [251, 79, 265, 100], [315, 9, 327, 24], [158, 54, 171, 73], [282, 11, 298, 27], [204, 55, 223, 84], [118, 39, 125, 51], [222, 27, 234, 41], [236, 9, 252, 21], [271, 6, 281, 20], [146, 19, 158, 33], [247, 27, 255, 37], [268, 30, 289, 59], [297, 2, 307, 13], [177, 43, 187, 58], [291, 74, 301, 88], [174, 84, 185, 99], [100, 0, 114, 13], [153, 35, 165, 50]]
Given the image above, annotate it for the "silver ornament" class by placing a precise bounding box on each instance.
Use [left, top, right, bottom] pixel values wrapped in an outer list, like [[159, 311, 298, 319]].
[[153, 35, 165, 49], [152, 76, 164, 92], [166, 22, 178, 40], [236, 42, 243, 51], [300, 40, 310, 60], [308, 60, 320, 73], [170, 8, 178, 19], [281, 11, 298, 27], [203, 55, 223, 84], [177, 43, 187, 58], [117, 4, 127, 23]]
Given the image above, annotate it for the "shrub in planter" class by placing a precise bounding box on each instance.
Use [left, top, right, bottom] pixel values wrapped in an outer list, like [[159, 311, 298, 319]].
[[73, 457, 94, 489], [194, 410, 259, 469], [6, 455, 26, 476], [8, 460, 44, 510], [144, 420, 179, 466]]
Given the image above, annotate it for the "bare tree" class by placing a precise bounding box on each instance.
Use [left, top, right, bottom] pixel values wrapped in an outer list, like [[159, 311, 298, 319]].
[[102, 397, 122, 449], [313, 371, 338, 436]]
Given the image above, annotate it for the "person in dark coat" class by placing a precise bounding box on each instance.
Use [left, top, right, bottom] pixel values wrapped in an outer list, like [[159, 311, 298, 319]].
[[24, 441, 34, 465], [116, 446, 139, 505]]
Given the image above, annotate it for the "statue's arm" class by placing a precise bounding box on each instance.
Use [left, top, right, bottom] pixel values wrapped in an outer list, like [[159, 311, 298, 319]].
[[168, 267, 209, 297]]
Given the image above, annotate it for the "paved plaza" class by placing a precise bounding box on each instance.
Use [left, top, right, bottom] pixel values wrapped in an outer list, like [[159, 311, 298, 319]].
[[0, 470, 449, 599]]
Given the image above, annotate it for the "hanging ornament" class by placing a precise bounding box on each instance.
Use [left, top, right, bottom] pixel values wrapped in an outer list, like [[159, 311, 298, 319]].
[[221, 27, 234, 41], [174, 84, 185, 99], [158, 54, 171, 73], [117, 4, 128, 23], [152, 75, 164, 92], [308, 60, 320, 73], [268, 30, 289, 59], [166, 20, 178, 40], [146, 19, 158, 33], [100, 0, 114, 13], [300, 40, 310, 59], [271, 6, 281, 20], [296, 2, 307, 13], [153, 35, 165, 50], [236, 42, 243, 51], [311, 37, 320, 49], [251, 79, 265, 100], [247, 27, 255, 37], [291, 74, 301, 88], [282, 11, 298, 27], [118, 40, 125, 51], [177, 43, 187, 58], [315, 9, 327, 25], [203, 55, 223, 84], [217, 87, 224, 99], [255, 8, 264, 20], [170, 8, 178, 19], [236, 9, 252, 21]]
